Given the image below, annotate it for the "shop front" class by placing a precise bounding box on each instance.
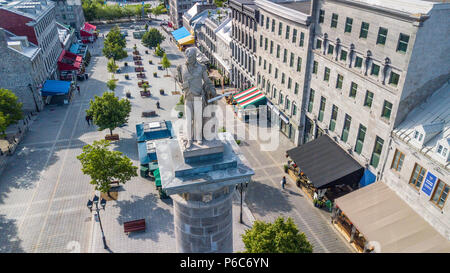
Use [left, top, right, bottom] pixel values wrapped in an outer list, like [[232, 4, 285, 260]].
[[41, 80, 73, 105], [333, 181, 450, 253], [286, 135, 364, 210], [57, 50, 84, 81], [232, 86, 267, 121], [80, 22, 98, 43]]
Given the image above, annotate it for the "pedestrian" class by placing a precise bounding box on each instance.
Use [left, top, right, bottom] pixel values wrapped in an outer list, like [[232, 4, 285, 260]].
[[156, 101, 160, 109], [77, 85, 80, 94], [85, 115, 90, 126], [281, 176, 286, 190]]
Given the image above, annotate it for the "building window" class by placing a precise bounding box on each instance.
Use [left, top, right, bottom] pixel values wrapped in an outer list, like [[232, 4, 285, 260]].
[[355, 56, 363, 68], [286, 25, 290, 40], [319, 9, 325, 24], [318, 97, 326, 122], [293, 103, 297, 116], [329, 105, 338, 132], [258, 56, 262, 66], [359, 22, 369, 38], [381, 100, 393, 119], [297, 57, 302, 72], [273, 88, 277, 99], [336, 74, 343, 89], [313, 61, 318, 74], [364, 91, 373, 108], [431, 180, 449, 209], [259, 35, 263, 47], [376, 27, 388, 45], [276, 44, 280, 58], [272, 19, 275, 32], [349, 82, 357, 98], [331, 13, 338, 28], [345, 17, 353, 33], [409, 163, 427, 190], [370, 136, 384, 168], [316, 39, 322, 50], [275, 68, 279, 79], [286, 98, 290, 111], [324, 67, 330, 82], [281, 73, 286, 84], [341, 114, 351, 142], [354, 124, 366, 154], [264, 38, 268, 50], [288, 77, 292, 89], [294, 82, 299, 94], [340, 50, 347, 61], [290, 53, 295, 67], [279, 92, 284, 106], [278, 22, 283, 36], [308, 89, 315, 113], [283, 49, 287, 63], [389, 71, 400, 86], [327, 44, 334, 55], [371, 63, 380, 76], [263, 59, 267, 70], [292, 29, 297, 43], [397, 33, 410, 53], [268, 63, 272, 74], [299, 32, 304, 47], [391, 149, 405, 172]]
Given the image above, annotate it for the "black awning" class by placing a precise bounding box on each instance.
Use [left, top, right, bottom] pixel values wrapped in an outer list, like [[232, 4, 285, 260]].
[[287, 135, 364, 189]]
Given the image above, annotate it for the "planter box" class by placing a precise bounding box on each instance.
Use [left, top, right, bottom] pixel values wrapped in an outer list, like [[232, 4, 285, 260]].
[[126, 92, 131, 98], [159, 89, 164, 95], [105, 134, 119, 141], [125, 75, 130, 80], [140, 91, 151, 97], [142, 111, 156, 117]]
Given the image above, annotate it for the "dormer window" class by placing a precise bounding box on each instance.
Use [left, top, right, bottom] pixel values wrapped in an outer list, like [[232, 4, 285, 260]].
[[437, 145, 448, 157], [419, 134, 423, 141], [414, 130, 419, 139], [437, 145, 443, 154]]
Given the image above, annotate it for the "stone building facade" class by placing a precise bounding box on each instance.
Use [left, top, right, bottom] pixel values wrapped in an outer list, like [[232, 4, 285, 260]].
[[0, 0, 63, 80], [382, 83, 449, 240], [0, 28, 45, 112], [170, 0, 208, 29], [229, 0, 258, 90], [254, 0, 313, 145], [52, 0, 85, 36], [306, 0, 450, 177]]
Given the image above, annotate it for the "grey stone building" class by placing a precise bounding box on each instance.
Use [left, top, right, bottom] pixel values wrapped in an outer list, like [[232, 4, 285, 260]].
[[0, 0, 63, 80], [381, 82, 449, 240], [306, 0, 450, 178], [229, 0, 258, 90], [254, 0, 313, 145], [52, 0, 85, 37], [0, 28, 45, 112], [171, 0, 211, 29]]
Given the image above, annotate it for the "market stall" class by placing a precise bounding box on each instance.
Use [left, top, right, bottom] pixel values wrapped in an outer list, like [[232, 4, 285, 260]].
[[231, 86, 267, 121], [41, 80, 73, 105], [80, 22, 98, 43]]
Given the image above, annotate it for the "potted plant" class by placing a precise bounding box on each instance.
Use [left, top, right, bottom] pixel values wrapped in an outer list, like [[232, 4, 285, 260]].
[[177, 112, 183, 118], [235, 139, 241, 145], [124, 62, 128, 66], [160, 89, 164, 95], [126, 91, 131, 98], [149, 60, 153, 64], [153, 72, 157, 77], [125, 74, 129, 80], [283, 164, 289, 173]]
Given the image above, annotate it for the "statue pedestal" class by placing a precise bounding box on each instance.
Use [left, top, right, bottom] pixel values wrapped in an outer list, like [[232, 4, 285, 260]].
[[156, 132, 254, 253]]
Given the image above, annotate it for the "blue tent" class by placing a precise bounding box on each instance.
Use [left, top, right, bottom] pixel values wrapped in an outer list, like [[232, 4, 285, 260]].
[[136, 120, 175, 142], [41, 80, 71, 96], [359, 168, 376, 188], [171, 27, 191, 42]]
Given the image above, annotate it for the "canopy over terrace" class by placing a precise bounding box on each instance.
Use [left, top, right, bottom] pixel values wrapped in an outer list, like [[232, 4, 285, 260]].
[[232, 86, 267, 109], [171, 27, 195, 46], [57, 50, 82, 71], [287, 135, 364, 189], [335, 182, 450, 253], [41, 80, 71, 96]]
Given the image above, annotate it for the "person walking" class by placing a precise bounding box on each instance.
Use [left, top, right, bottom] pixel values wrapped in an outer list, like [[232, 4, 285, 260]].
[[281, 176, 286, 190], [77, 85, 80, 94], [85, 115, 90, 126], [156, 101, 160, 109]]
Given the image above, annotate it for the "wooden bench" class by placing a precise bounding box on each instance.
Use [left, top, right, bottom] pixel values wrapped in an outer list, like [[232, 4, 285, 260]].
[[142, 111, 156, 117], [124, 219, 146, 235]]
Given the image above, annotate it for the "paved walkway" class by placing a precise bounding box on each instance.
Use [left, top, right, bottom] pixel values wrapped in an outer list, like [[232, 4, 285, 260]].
[[217, 100, 354, 253]]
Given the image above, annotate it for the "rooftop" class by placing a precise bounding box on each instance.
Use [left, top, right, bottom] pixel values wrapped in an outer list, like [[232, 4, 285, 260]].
[[0, 0, 53, 21], [278, 1, 311, 14], [349, 0, 450, 15], [2, 28, 40, 59]]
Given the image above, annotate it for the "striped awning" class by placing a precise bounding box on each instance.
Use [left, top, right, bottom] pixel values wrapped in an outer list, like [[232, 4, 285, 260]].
[[233, 86, 266, 109]]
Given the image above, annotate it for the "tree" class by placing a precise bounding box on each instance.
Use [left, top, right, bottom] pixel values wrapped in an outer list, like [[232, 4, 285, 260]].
[[106, 79, 117, 91], [154, 43, 164, 59], [0, 88, 23, 129], [87, 92, 131, 136], [161, 53, 171, 76], [142, 28, 165, 48], [241, 217, 313, 253], [0, 112, 7, 137], [77, 139, 138, 197], [107, 58, 118, 79], [102, 26, 127, 61], [151, 4, 164, 19]]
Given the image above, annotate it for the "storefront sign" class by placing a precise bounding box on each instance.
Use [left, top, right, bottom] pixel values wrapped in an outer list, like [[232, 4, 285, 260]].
[[422, 172, 437, 196]]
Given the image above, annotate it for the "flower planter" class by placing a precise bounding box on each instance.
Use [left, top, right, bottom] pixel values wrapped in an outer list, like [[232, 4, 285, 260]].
[[125, 75, 129, 80], [105, 134, 119, 141], [160, 89, 164, 95], [153, 72, 157, 78]]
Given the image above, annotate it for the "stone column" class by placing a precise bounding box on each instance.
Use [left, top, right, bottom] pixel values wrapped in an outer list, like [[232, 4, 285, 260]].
[[173, 186, 234, 253]]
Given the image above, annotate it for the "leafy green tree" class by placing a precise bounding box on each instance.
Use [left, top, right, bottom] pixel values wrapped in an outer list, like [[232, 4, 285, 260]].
[[102, 26, 127, 61], [106, 79, 117, 91], [242, 217, 313, 253], [151, 4, 165, 19], [0, 88, 23, 129], [141, 83, 149, 93], [107, 58, 118, 79], [162, 53, 171, 75], [87, 92, 131, 136], [142, 28, 165, 48], [77, 139, 138, 196], [154, 43, 164, 59], [0, 112, 7, 137]]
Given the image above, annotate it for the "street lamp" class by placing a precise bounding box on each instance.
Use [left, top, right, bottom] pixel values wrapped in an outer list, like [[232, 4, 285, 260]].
[[236, 181, 249, 224], [87, 195, 108, 250]]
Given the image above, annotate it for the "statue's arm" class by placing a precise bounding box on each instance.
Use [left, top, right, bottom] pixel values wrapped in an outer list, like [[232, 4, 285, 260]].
[[202, 68, 216, 97]]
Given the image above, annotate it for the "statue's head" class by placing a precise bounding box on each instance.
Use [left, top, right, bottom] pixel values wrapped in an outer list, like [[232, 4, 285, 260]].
[[185, 47, 197, 65]]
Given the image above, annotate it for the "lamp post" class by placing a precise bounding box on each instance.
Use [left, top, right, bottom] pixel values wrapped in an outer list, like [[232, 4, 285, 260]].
[[236, 181, 249, 224], [27, 84, 40, 112], [87, 195, 108, 250]]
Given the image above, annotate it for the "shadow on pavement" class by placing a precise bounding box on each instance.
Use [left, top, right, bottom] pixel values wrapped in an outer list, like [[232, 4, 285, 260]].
[[0, 214, 24, 253]]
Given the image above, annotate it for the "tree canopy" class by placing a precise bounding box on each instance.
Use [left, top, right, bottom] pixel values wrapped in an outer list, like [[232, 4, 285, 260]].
[[142, 28, 165, 48], [154, 43, 164, 58], [241, 217, 313, 253], [0, 88, 23, 131], [87, 92, 131, 135], [82, 0, 151, 21], [102, 26, 127, 61], [0, 112, 7, 137], [106, 79, 117, 91], [162, 53, 171, 75], [77, 139, 138, 193], [151, 4, 166, 19]]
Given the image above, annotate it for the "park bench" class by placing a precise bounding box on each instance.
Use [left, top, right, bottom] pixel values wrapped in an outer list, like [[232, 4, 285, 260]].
[[123, 219, 146, 235], [137, 73, 146, 78], [133, 56, 142, 61], [133, 51, 140, 55], [142, 111, 156, 117]]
